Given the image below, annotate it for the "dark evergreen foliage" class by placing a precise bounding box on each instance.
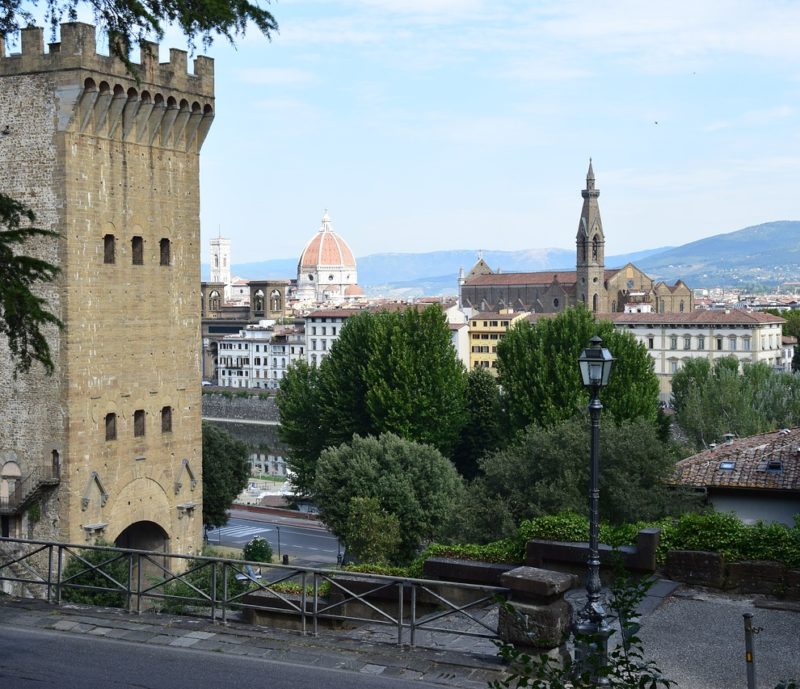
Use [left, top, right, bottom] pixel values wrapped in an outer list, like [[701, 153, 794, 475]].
[[0, 195, 61, 374], [201, 422, 250, 528]]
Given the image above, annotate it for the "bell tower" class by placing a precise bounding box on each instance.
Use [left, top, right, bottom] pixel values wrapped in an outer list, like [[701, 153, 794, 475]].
[[576, 159, 605, 312]]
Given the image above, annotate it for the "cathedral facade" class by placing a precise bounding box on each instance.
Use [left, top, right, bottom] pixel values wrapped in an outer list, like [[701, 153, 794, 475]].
[[460, 163, 693, 315]]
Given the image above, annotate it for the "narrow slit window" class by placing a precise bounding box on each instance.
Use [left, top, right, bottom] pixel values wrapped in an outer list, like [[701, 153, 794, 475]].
[[161, 406, 172, 433], [103, 234, 116, 264], [132, 236, 144, 265], [134, 409, 145, 437], [160, 238, 170, 266], [105, 413, 117, 441]]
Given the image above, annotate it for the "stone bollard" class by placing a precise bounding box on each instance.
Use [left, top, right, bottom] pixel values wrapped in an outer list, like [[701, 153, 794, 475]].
[[497, 566, 579, 650]]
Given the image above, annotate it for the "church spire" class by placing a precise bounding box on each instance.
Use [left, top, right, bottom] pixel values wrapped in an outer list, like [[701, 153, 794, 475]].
[[582, 158, 599, 198]]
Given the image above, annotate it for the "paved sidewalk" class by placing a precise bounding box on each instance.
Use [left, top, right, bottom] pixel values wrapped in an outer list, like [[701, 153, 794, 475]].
[[1, 583, 797, 688], [0, 597, 505, 689]]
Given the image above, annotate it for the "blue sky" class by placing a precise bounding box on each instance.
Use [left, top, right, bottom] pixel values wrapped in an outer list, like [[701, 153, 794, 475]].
[[19, 1, 800, 264]]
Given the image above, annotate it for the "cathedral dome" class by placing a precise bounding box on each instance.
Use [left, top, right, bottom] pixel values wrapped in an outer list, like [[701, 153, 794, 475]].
[[298, 211, 356, 271], [295, 211, 360, 304]]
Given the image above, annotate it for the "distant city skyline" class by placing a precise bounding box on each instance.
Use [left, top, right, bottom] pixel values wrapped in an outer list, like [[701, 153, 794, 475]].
[[20, 1, 796, 263]]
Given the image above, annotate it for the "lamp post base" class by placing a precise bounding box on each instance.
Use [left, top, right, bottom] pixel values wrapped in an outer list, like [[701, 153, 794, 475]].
[[572, 616, 613, 687]]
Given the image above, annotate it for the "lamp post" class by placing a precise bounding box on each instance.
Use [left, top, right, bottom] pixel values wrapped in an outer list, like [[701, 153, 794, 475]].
[[575, 335, 614, 686]]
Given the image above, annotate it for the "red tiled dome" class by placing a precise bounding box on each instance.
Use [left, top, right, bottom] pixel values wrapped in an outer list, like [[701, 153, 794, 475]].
[[298, 211, 356, 270]]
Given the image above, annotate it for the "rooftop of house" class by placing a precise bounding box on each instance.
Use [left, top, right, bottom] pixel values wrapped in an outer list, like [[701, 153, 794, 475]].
[[672, 428, 800, 493], [608, 310, 785, 326]]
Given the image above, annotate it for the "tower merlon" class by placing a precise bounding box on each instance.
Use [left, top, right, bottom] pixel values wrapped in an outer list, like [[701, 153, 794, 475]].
[[0, 22, 214, 98]]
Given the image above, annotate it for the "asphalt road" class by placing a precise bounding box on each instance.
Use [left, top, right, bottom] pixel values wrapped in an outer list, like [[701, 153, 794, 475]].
[[0, 626, 442, 689], [206, 513, 342, 564]]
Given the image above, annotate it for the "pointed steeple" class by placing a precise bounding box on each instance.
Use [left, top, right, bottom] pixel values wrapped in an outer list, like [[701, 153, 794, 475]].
[[582, 158, 599, 199]]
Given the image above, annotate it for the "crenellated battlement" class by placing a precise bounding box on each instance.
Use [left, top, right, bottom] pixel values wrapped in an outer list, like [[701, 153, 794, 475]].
[[0, 23, 213, 99]]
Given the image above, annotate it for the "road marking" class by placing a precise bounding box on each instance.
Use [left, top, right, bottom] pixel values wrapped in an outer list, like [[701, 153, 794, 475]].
[[207, 525, 270, 539]]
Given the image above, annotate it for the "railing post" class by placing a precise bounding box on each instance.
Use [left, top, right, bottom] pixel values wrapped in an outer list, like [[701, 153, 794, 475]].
[[136, 552, 143, 614], [222, 562, 228, 625], [410, 584, 417, 647], [210, 562, 217, 622], [312, 572, 319, 637], [301, 571, 307, 636], [397, 581, 404, 646], [55, 545, 63, 605], [127, 553, 134, 612], [46, 544, 54, 603]]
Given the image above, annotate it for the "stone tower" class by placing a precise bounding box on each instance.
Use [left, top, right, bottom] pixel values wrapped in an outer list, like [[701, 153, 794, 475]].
[[575, 160, 606, 312], [210, 234, 231, 300], [0, 23, 214, 554]]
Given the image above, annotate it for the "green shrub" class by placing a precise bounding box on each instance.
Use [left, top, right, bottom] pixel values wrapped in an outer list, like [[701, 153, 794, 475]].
[[158, 557, 247, 614], [243, 536, 272, 563], [60, 542, 130, 608]]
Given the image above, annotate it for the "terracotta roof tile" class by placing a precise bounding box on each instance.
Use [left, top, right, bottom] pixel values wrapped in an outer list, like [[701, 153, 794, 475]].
[[672, 428, 800, 493], [607, 310, 785, 326]]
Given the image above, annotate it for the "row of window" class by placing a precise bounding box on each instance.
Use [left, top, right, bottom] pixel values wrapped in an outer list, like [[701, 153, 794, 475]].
[[309, 326, 338, 336], [471, 345, 497, 354], [656, 334, 753, 352], [472, 333, 502, 340], [472, 320, 510, 328], [472, 360, 498, 368], [309, 339, 328, 351], [104, 234, 171, 266], [104, 407, 172, 441]]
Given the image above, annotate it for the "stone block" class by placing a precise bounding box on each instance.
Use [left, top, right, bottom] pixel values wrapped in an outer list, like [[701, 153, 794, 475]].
[[727, 561, 787, 595], [422, 558, 516, 586], [497, 599, 572, 649], [665, 550, 725, 588], [784, 569, 800, 600], [500, 566, 578, 603]]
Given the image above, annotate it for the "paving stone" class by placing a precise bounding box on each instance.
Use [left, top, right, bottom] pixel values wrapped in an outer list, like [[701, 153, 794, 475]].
[[359, 664, 386, 675], [169, 636, 201, 647], [184, 630, 216, 639]]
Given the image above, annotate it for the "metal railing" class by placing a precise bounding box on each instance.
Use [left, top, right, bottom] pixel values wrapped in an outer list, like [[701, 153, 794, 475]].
[[0, 537, 507, 646]]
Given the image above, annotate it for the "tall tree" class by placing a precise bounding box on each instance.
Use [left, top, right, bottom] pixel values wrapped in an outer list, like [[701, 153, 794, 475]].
[[453, 417, 696, 543], [451, 366, 504, 479], [277, 306, 468, 494], [275, 361, 324, 498], [314, 433, 464, 564], [365, 307, 467, 456], [0, 196, 61, 374], [201, 422, 250, 528], [672, 356, 800, 449], [496, 306, 659, 435]]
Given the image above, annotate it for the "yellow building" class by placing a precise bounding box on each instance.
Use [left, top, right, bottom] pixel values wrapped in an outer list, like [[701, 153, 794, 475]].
[[468, 310, 530, 373]]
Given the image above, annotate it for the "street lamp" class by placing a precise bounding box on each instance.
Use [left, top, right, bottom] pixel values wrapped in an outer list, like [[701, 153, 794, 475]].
[[575, 335, 614, 685]]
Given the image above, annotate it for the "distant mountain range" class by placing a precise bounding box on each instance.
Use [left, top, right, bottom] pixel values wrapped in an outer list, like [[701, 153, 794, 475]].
[[201, 221, 800, 297]]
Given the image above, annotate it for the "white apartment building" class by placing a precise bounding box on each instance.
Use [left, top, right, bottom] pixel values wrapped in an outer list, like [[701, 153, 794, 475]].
[[608, 310, 787, 401], [305, 309, 361, 366], [217, 321, 306, 389], [217, 323, 274, 388]]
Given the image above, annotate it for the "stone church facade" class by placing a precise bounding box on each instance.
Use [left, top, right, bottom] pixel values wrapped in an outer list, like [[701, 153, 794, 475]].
[[460, 162, 693, 315], [0, 24, 213, 554]]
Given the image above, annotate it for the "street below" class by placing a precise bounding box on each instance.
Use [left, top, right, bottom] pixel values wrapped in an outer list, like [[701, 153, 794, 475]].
[[0, 625, 442, 689], [205, 509, 342, 565]]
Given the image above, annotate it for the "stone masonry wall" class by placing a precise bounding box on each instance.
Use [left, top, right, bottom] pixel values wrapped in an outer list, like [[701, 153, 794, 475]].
[[0, 23, 215, 554], [0, 70, 66, 542]]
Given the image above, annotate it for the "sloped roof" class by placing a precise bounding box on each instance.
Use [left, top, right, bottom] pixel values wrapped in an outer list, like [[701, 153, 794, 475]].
[[672, 428, 800, 493], [608, 310, 785, 326]]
